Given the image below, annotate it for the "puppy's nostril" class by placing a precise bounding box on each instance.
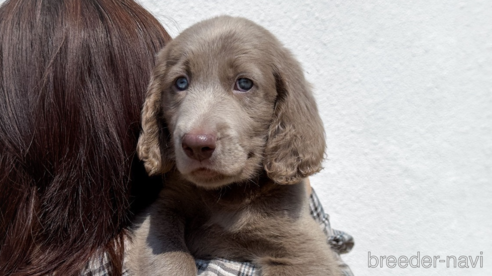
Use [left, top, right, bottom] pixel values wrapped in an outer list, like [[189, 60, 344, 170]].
[[182, 133, 216, 161], [182, 145, 194, 159]]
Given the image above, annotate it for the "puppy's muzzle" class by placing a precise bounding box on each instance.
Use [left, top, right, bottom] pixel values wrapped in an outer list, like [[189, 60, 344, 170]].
[[181, 133, 217, 161]]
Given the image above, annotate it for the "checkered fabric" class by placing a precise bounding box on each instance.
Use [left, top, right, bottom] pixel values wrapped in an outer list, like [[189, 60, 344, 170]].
[[84, 189, 354, 276]]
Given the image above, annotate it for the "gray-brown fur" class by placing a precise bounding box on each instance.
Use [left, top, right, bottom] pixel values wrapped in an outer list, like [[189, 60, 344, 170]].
[[128, 16, 341, 276]]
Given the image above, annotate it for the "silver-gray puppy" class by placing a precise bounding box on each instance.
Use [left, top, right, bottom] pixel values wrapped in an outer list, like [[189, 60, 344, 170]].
[[128, 16, 341, 276]]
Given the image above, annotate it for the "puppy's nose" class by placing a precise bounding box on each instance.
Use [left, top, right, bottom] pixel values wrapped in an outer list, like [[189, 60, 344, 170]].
[[182, 133, 216, 161]]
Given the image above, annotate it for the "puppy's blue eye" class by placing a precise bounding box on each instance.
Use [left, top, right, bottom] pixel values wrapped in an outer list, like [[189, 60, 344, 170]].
[[175, 77, 189, 91], [234, 78, 253, 92]]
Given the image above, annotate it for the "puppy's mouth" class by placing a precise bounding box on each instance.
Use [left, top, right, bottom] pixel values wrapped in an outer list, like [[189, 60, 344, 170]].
[[185, 167, 239, 189]]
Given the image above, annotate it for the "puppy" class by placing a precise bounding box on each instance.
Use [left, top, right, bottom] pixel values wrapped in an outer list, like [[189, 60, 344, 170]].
[[128, 16, 341, 276]]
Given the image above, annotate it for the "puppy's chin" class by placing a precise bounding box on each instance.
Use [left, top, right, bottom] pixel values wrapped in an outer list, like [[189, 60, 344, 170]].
[[174, 146, 263, 189], [182, 169, 238, 189]]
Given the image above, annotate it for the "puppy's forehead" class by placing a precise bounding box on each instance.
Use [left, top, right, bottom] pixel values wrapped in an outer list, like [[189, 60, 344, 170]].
[[168, 16, 277, 65]]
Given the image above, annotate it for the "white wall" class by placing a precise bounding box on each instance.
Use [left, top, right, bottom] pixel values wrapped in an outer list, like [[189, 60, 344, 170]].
[[137, 1, 492, 275], [2, 0, 489, 274]]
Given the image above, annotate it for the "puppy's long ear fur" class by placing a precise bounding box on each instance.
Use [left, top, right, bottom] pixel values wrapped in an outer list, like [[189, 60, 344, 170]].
[[264, 48, 326, 185], [137, 52, 173, 175]]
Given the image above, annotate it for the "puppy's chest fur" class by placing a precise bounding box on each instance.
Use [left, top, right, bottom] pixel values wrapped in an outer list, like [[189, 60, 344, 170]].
[[158, 170, 309, 261]]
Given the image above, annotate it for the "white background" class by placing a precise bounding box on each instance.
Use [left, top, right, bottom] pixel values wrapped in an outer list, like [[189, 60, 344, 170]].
[[3, 0, 490, 275]]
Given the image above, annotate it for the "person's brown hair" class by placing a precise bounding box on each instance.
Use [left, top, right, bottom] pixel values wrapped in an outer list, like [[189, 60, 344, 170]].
[[0, 0, 170, 275]]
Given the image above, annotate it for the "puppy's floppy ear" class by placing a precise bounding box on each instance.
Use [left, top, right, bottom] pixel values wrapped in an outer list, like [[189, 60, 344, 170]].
[[264, 48, 326, 185], [137, 51, 174, 176]]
